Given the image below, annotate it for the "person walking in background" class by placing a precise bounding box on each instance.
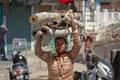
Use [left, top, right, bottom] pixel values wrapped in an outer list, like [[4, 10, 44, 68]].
[[34, 21, 81, 80], [83, 34, 93, 62], [0, 24, 8, 60], [59, 0, 77, 12]]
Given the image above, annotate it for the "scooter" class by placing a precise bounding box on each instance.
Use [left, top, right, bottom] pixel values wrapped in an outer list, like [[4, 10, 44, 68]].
[[10, 50, 29, 80], [74, 57, 114, 80]]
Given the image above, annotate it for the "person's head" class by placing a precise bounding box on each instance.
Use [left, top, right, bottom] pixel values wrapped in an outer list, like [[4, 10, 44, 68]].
[[55, 37, 67, 54]]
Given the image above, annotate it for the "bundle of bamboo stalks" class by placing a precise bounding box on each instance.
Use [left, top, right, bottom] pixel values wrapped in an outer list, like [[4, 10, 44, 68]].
[[29, 10, 83, 36]]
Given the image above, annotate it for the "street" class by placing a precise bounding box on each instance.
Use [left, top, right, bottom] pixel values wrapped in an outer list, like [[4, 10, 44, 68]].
[[0, 61, 12, 80], [0, 0, 120, 80], [0, 53, 87, 80]]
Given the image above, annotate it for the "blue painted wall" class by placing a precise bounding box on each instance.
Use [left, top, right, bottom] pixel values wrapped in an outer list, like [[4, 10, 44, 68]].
[[0, 5, 3, 25]]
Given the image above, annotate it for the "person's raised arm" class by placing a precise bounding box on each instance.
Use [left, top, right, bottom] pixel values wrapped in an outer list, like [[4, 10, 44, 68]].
[[70, 23, 81, 60], [35, 31, 50, 62]]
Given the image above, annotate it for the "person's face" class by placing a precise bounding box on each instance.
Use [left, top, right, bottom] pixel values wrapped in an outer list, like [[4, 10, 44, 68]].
[[55, 38, 66, 54]]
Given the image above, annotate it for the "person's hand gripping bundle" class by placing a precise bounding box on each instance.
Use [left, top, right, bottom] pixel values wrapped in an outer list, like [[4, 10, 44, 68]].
[[69, 15, 81, 45], [69, 15, 78, 34], [35, 30, 43, 40]]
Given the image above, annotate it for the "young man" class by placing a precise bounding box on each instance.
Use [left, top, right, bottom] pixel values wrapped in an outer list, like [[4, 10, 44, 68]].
[[35, 24, 81, 80]]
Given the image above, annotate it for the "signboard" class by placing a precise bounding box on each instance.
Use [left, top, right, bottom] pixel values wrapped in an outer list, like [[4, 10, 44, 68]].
[[13, 38, 27, 51]]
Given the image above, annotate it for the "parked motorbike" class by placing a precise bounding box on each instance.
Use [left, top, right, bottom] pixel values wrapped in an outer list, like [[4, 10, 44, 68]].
[[74, 57, 114, 80], [10, 50, 29, 80]]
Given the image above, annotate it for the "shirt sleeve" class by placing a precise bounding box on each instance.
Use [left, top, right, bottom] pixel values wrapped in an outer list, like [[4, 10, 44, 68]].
[[70, 31, 81, 60], [35, 36, 51, 62]]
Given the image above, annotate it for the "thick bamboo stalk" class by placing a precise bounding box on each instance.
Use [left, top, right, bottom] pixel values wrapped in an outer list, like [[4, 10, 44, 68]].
[[73, 19, 84, 27], [40, 26, 72, 36], [29, 10, 81, 25], [59, 12, 81, 21], [29, 12, 60, 25], [47, 18, 61, 29]]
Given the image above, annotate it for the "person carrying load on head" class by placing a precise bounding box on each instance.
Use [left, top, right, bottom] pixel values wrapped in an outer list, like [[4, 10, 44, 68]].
[[34, 19, 81, 80]]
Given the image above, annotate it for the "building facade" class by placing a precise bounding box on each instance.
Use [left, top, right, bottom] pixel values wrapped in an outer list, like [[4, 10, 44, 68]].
[[0, 0, 59, 59], [0, 0, 120, 59]]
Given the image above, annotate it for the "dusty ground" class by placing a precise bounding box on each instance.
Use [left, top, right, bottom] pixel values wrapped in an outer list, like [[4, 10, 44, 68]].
[[29, 62, 87, 80]]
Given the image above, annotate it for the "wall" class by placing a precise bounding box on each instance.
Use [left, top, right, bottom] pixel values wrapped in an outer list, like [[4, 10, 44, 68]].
[[6, 5, 31, 58]]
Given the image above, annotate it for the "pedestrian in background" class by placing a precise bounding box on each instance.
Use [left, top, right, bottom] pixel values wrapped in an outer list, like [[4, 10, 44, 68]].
[[83, 34, 93, 62], [0, 24, 8, 60], [59, 0, 77, 12]]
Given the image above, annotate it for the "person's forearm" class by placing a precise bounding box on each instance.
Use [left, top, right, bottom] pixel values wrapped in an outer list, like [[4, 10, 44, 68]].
[[35, 37, 44, 57], [70, 23, 81, 59], [34, 32, 50, 62], [72, 23, 81, 45], [73, 32, 81, 45]]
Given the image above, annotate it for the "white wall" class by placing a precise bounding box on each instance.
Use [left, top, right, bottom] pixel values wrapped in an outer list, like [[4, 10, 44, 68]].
[[84, 1, 120, 32], [94, 9, 120, 32], [99, 10, 120, 26]]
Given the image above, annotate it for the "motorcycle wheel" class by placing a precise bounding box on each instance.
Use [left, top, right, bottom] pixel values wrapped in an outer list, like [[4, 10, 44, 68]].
[[24, 74, 29, 80], [9, 72, 13, 80], [97, 77, 108, 80], [98, 77, 102, 80], [12, 76, 24, 80], [81, 71, 89, 80]]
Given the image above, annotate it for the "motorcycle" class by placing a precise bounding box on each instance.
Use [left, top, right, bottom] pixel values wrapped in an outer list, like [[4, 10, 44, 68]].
[[10, 50, 29, 80], [74, 57, 114, 80]]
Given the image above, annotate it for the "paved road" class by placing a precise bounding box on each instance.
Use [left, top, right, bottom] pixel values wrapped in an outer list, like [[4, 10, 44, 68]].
[[0, 61, 12, 69], [0, 61, 87, 80], [0, 60, 47, 80], [0, 61, 12, 80], [0, 50, 87, 80]]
